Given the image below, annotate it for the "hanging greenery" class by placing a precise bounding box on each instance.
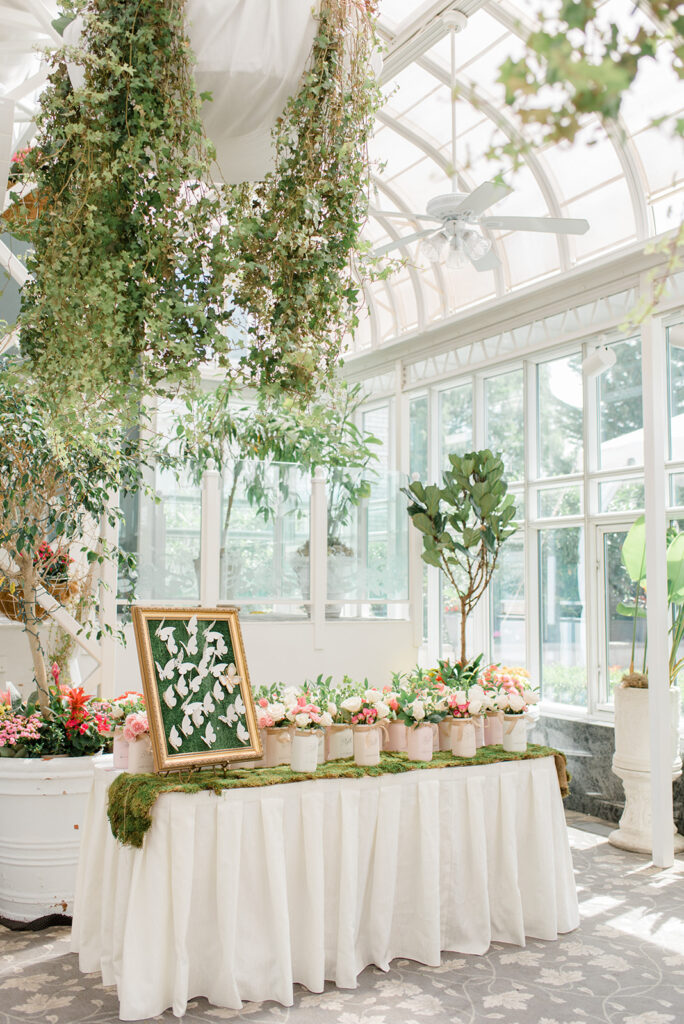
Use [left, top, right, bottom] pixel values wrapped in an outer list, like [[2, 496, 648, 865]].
[[12, 0, 381, 426]]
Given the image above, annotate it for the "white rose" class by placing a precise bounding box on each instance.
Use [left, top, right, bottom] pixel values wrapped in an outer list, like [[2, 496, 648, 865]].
[[295, 712, 310, 730], [495, 692, 510, 710], [269, 701, 286, 721], [523, 689, 539, 705], [327, 701, 337, 716], [468, 698, 483, 715], [468, 684, 485, 700], [508, 693, 525, 712], [110, 706, 124, 720], [282, 686, 300, 709], [365, 688, 383, 704], [453, 690, 467, 705], [341, 696, 362, 713], [374, 701, 390, 719], [319, 711, 333, 727], [411, 699, 425, 721]]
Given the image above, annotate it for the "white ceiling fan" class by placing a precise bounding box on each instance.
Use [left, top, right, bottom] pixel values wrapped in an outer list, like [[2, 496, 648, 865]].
[[372, 10, 589, 272]]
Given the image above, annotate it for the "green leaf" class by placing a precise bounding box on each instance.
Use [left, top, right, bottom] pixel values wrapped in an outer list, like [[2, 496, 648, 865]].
[[621, 515, 646, 583]]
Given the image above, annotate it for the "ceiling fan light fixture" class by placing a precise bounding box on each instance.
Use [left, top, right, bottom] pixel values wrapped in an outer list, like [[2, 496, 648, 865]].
[[420, 231, 447, 263], [462, 228, 492, 262], [446, 234, 468, 270]]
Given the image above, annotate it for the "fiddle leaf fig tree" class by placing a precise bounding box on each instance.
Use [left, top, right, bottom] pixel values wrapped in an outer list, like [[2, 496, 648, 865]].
[[404, 450, 518, 666]]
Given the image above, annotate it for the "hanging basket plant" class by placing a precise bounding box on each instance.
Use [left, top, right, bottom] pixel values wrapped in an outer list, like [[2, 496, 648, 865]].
[[15, 0, 380, 428]]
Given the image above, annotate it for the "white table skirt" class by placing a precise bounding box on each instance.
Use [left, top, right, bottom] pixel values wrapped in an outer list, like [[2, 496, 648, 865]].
[[71, 756, 578, 1020]]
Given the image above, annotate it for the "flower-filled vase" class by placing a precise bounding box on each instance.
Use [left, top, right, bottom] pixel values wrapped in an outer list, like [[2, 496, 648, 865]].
[[326, 723, 353, 760], [473, 715, 485, 748], [127, 733, 155, 773], [483, 712, 503, 746], [406, 723, 434, 762], [112, 727, 129, 769], [353, 724, 382, 767], [290, 730, 319, 773], [502, 714, 527, 752], [451, 719, 476, 758], [265, 727, 292, 767], [438, 719, 452, 751], [383, 720, 408, 752]]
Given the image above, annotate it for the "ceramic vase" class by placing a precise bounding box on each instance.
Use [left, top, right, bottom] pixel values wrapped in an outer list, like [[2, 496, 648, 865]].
[[407, 723, 434, 762], [112, 727, 129, 769], [289, 730, 318, 772], [383, 720, 408, 752], [127, 734, 155, 773], [451, 718, 476, 758], [473, 715, 485, 748], [315, 729, 325, 765], [353, 725, 382, 767], [326, 724, 353, 760], [430, 722, 440, 751], [483, 713, 503, 746], [265, 727, 292, 767], [502, 714, 527, 752], [438, 719, 452, 751]]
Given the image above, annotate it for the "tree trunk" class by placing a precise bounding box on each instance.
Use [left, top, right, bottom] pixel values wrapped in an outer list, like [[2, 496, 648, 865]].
[[460, 596, 468, 667], [21, 568, 49, 713]]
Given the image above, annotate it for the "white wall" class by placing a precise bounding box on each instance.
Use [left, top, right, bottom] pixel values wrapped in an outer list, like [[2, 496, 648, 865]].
[[0, 622, 36, 694]]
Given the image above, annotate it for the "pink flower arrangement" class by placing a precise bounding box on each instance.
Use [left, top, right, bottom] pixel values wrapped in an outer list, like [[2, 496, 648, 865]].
[[0, 711, 43, 750], [446, 692, 470, 719], [123, 712, 149, 742], [479, 665, 539, 715]]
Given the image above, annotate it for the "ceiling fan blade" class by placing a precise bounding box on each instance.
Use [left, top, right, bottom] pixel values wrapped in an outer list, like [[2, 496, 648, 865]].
[[453, 181, 513, 217], [481, 215, 590, 235], [373, 228, 435, 257], [371, 209, 441, 223], [470, 249, 502, 272]]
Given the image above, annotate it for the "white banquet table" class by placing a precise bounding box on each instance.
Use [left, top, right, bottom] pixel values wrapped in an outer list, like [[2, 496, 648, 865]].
[[71, 756, 578, 1021]]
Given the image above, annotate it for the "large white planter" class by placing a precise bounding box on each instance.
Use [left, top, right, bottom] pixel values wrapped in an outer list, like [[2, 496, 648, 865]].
[[0, 754, 102, 923], [610, 686, 684, 854]]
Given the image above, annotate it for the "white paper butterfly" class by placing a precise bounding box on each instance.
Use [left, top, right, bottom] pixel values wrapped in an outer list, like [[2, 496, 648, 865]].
[[201, 723, 217, 748], [218, 703, 238, 727], [163, 685, 177, 710], [236, 721, 250, 745], [180, 714, 194, 737], [155, 624, 178, 656], [169, 725, 182, 751]]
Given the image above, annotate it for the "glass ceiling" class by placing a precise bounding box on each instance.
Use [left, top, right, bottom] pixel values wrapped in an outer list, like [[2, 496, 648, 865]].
[[1, 0, 683, 356]]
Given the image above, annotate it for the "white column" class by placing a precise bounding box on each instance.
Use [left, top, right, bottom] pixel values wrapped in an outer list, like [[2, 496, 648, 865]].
[[200, 459, 221, 606], [98, 502, 119, 696], [310, 467, 327, 650], [642, 309, 674, 868]]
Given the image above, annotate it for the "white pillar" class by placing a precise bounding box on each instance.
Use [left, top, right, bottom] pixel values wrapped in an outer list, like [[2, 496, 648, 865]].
[[310, 468, 327, 650], [642, 309, 675, 868], [98, 502, 119, 696], [200, 459, 221, 606]]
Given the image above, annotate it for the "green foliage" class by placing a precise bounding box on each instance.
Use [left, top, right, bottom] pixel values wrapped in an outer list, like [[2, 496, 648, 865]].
[[14, 0, 380, 429], [404, 449, 517, 665]]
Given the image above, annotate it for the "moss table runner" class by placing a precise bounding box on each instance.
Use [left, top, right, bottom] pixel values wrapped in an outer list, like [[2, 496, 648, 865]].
[[108, 744, 569, 848]]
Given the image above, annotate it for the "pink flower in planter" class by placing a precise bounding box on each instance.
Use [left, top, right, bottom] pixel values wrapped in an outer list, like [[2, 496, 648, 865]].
[[123, 712, 149, 742]]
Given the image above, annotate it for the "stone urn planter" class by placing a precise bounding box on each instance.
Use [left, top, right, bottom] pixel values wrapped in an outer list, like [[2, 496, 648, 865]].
[[610, 685, 684, 854], [0, 753, 104, 923]]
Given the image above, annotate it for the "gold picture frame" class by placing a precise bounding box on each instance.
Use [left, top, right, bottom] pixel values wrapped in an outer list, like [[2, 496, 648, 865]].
[[132, 605, 262, 771]]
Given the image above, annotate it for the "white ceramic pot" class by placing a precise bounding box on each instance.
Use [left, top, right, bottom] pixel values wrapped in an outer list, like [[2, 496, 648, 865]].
[[451, 719, 476, 758], [126, 734, 155, 773], [610, 685, 684, 854], [326, 724, 353, 760], [265, 727, 291, 767], [290, 730, 318, 773], [353, 725, 382, 767], [0, 753, 103, 923], [502, 714, 527, 752], [384, 720, 408, 752], [407, 724, 434, 762], [483, 713, 503, 746], [438, 719, 452, 751], [112, 728, 129, 769]]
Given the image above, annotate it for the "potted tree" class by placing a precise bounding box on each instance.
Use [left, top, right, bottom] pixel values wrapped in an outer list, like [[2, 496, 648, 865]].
[[404, 449, 518, 671], [610, 516, 684, 853], [0, 356, 152, 922]]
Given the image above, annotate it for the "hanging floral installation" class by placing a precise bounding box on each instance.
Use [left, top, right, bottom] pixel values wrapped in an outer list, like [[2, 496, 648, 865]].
[[10, 0, 381, 428]]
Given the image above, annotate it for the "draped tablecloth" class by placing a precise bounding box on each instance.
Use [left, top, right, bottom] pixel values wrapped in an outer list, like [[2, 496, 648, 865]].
[[71, 757, 578, 1021]]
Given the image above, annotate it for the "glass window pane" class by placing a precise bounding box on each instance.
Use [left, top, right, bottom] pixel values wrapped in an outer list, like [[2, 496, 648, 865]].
[[668, 322, 684, 461], [537, 485, 582, 518], [485, 369, 524, 482], [221, 462, 310, 613], [671, 473, 684, 507], [537, 354, 583, 478], [599, 479, 645, 512], [539, 527, 587, 706], [598, 337, 643, 470], [602, 530, 646, 702], [440, 383, 472, 470], [490, 533, 526, 666], [362, 404, 391, 472], [409, 395, 428, 480]]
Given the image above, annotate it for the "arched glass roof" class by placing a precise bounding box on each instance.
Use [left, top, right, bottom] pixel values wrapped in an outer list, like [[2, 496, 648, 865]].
[[1, 0, 683, 356], [355, 0, 684, 353]]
